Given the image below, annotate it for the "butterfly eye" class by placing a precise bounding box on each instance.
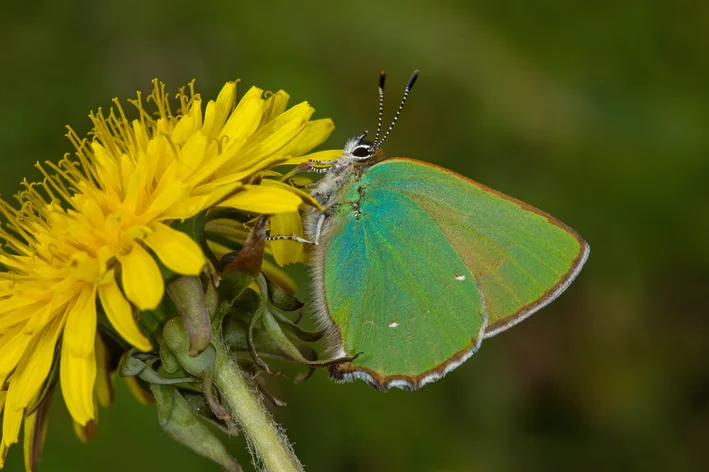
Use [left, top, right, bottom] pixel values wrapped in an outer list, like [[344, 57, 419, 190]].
[[352, 146, 371, 158]]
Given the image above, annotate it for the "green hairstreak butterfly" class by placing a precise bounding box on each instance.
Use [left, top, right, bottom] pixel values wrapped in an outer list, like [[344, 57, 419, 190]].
[[294, 70, 589, 390]]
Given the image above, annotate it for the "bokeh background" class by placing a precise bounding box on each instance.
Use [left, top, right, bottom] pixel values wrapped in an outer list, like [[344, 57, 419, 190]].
[[2, 0, 708, 470]]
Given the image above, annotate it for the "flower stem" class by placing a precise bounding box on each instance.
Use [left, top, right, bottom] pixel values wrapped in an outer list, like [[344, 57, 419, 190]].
[[212, 337, 303, 472]]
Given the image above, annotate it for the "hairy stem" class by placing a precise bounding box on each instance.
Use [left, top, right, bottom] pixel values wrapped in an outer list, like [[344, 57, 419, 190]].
[[212, 338, 303, 472]]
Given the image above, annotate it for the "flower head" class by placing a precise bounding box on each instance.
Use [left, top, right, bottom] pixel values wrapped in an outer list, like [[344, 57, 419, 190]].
[[0, 79, 336, 466]]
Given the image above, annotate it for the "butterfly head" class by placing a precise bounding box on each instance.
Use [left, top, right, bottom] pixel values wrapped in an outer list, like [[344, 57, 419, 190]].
[[343, 131, 377, 162], [340, 70, 419, 165]]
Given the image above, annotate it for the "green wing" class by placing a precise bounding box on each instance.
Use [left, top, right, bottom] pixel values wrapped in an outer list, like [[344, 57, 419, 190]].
[[367, 158, 589, 338], [315, 158, 588, 390], [316, 177, 488, 390]]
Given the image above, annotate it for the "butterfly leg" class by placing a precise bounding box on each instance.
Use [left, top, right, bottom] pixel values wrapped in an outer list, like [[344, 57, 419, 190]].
[[286, 179, 317, 190], [296, 160, 333, 174], [266, 213, 326, 246], [307, 157, 339, 166], [266, 234, 317, 245]]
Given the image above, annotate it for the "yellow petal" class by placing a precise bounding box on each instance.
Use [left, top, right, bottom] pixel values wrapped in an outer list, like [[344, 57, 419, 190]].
[[0, 390, 6, 465], [7, 316, 64, 409], [144, 222, 205, 275], [98, 270, 152, 351], [63, 285, 97, 358], [202, 81, 237, 139], [280, 118, 335, 157], [120, 153, 141, 214], [149, 134, 179, 190], [261, 178, 322, 209], [269, 212, 303, 266], [0, 324, 34, 385], [171, 110, 200, 145], [220, 86, 265, 145], [0, 301, 45, 335], [222, 101, 314, 175], [206, 240, 233, 261], [261, 259, 297, 295], [1, 397, 22, 449], [195, 153, 289, 194], [0, 443, 7, 469], [261, 90, 290, 124], [282, 148, 343, 166], [60, 340, 96, 426], [178, 96, 204, 144], [179, 87, 265, 189], [59, 285, 98, 425], [73, 419, 97, 444], [123, 374, 154, 405], [91, 142, 122, 195], [132, 118, 150, 150], [160, 183, 242, 221], [0, 296, 41, 315], [95, 334, 114, 407], [120, 243, 165, 311], [23, 393, 51, 472], [144, 179, 189, 219], [177, 132, 208, 179], [219, 185, 303, 214]]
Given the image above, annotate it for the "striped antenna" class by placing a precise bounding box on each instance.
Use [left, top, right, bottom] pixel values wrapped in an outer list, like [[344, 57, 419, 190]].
[[375, 69, 419, 148], [373, 70, 386, 144]]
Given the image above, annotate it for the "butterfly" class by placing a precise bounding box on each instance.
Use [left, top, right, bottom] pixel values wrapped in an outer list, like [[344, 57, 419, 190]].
[[283, 70, 589, 391]]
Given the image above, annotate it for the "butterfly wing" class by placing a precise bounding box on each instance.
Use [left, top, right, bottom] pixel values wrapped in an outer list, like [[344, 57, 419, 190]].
[[313, 172, 488, 390], [369, 159, 589, 338], [314, 158, 588, 390]]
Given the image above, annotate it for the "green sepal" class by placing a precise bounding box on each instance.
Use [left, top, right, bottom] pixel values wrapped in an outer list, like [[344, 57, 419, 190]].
[[205, 277, 220, 321], [257, 305, 350, 368], [234, 276, 358, 371], [217, 269, 253, 308], [160, 343, 180, 374], [167, 276, 211, 357], [151, 384, 240, 472], [173, 211, 207, 246], [264, 275, 303, 311], [159, 318, 216, 379], [139, 300, 175, 344], [180, 391, 232, 434], [205, 207, 250, 224], [119, 349, 196, 385], [221, 290, 317, 366], [269, 309, 324, 343], [225, 287, 262, 324], [259, 308, 312, 365]]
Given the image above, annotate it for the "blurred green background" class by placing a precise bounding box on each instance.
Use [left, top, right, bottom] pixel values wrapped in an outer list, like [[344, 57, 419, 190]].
[[2, 0, 708, 470]]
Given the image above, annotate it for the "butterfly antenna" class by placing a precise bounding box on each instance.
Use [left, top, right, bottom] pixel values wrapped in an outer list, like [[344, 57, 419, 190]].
[[373, 70, 386, 144], [375, 69, 419, 148]]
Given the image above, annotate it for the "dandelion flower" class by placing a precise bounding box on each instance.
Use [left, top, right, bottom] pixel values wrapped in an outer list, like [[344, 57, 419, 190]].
[[0, 79, 336, 466]]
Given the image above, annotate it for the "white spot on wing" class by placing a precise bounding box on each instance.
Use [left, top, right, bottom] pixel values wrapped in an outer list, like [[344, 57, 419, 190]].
[[388, 322, 399, 328], [455, 274, 466, 281]]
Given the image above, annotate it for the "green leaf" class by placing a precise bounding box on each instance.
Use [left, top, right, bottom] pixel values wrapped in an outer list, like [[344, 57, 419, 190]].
[[151, 384, 240, 472]]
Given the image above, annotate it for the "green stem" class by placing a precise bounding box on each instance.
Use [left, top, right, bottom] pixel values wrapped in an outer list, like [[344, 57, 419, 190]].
[[213, 338, 303, 472]]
